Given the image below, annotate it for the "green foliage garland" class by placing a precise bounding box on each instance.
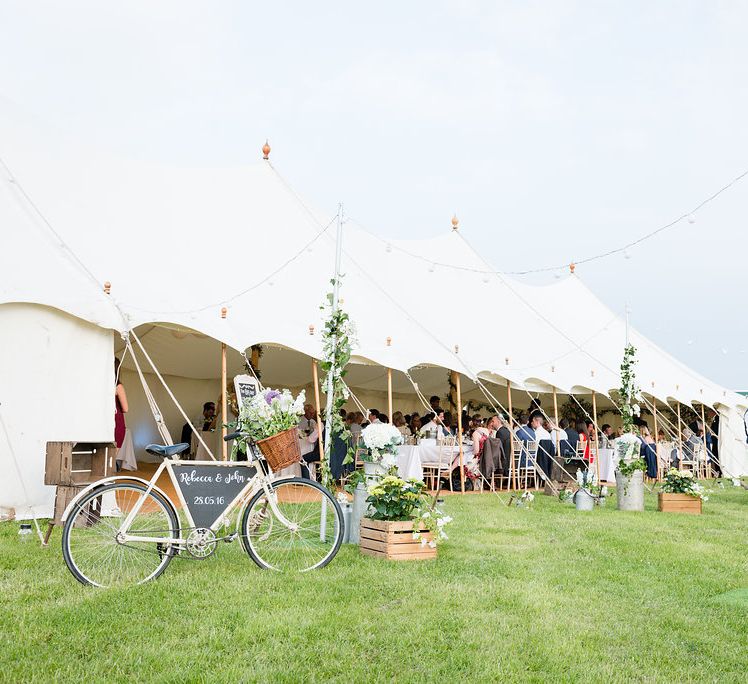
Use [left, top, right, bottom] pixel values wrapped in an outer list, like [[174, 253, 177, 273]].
[[319, 278, 356, 487]]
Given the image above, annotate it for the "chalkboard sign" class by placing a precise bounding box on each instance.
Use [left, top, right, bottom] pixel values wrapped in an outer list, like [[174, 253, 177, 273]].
[[234, 374, 259, 408], [171, 464, 254, 529]]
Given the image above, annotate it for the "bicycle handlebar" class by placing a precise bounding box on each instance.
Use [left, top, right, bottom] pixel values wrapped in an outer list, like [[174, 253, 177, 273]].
[[224, 431, 243, 442]]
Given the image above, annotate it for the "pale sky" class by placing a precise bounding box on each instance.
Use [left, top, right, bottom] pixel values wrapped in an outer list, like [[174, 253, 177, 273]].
[[1, 1, 746, 388]]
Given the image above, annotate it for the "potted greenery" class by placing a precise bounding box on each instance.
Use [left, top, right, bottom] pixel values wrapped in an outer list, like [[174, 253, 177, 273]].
[[360, 422, 403, 483], [359, 475, 452, 560], [658, 469, 707, 515], [615, 345, 646, 511]]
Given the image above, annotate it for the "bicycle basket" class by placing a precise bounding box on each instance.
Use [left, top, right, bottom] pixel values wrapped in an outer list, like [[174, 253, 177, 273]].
[[255, 427, 301, 472]]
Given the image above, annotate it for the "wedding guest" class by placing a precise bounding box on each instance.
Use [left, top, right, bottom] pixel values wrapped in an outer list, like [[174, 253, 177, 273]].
[[473, 415, 497, 464], [576, 420, 591, 460], [298, 404, 320, 479], [422, 410, 446, 438], [599, 424, 613, 448], [430, 395, 442, 412], [639, 426, 657, 478], [393, 412, 411, 437], [113, 358, 129, 471], [409, 415, 422, 434], [442, 411, 455, 436], [516, 411, 542, 442], [657, 428, 666, 442], [350, 412, 364, 443], [560, 419, 578, 458], [368, 409, 381, 424], [199, 402, 217, 432], [379, 413, 390, 424]]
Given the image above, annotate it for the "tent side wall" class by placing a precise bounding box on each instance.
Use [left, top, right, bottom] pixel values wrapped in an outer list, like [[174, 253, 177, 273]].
[[0, 304, 114, 518]]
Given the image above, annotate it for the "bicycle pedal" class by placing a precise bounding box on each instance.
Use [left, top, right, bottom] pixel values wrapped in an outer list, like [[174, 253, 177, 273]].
[[223, 533, 239, 544]]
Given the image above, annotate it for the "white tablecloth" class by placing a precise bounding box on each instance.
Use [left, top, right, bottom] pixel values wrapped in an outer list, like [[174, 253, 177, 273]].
[[397, 443, 475, 481], [598, 447, 618, 482]]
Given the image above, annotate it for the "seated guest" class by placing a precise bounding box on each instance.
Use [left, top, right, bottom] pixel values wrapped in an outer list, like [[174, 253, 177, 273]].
[[422, 410, 447, 438], [576, 420, 590, 460], [549, 419, 567, 444], [586, 421, 595, 441], [599, 424, 613, 448], [409, 415, 422, 434], [339, 408, 347, 420], [393, 412, 411, 436], [536, 418, 552, 442], [441, 411, 455, 436], [368, 409, 381, 424], [379, 413, 390, 424], [472, 415, 496, 459], [298, 404, 320, 479], [560, 418, 578, 458], [496, 416, 512, 458], [516, 411, 542, 442], [657, 428, 666, 442]]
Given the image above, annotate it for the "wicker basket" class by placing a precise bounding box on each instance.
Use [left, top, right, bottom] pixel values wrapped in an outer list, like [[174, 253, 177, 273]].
[[256, 427, 301, 472]]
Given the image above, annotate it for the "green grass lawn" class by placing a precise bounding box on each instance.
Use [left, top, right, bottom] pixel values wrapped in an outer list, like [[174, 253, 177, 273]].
[[1, 486, 747, 683]]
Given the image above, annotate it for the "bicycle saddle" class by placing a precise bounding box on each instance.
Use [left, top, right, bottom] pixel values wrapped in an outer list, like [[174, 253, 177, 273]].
[[145, 443, 190, 457]]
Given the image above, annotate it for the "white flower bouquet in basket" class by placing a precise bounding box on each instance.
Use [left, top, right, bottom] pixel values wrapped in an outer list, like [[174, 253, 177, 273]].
[[361, 423, 404, 471], [236, 388, 306, 471]]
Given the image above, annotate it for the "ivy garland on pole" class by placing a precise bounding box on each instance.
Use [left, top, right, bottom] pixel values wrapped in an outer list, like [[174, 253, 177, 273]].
[[617, 343, 647, 475], [319, 278, 356, 487]]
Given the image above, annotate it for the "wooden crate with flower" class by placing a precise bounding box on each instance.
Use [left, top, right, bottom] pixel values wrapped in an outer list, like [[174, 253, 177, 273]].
[[658, 469, 706, 515], [360, 476, 451, 561]]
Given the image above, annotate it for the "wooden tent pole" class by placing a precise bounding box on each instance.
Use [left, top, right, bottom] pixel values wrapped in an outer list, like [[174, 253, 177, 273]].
[[700, 403, 709, 479], [508, 381, 516, 490], [221, 343, 227, 461], [591, 391, 600, 484], [455, 372, 465, 493], [312, 360, 324, 464], [552, 387, 560, 461], [387, 368, 393, 420], [676, 402, 684, 465]]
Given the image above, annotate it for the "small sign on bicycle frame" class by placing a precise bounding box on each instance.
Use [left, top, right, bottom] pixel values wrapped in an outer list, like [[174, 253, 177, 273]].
[[170, 463, 253, 529]]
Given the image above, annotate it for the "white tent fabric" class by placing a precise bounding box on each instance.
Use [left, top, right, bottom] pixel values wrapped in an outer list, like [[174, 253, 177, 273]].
[[1, 108, 746, 514]]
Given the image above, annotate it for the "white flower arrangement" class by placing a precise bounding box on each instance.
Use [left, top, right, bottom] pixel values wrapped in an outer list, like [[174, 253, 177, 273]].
[[616, 431, 641, 464], [576, 468, 599, 494], [361, 422, 404, 464], [237, 388, 306, 442]]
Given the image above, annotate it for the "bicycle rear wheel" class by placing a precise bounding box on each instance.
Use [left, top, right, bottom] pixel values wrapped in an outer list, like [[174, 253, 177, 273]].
[[241, 478, 344, 571], [62, 482, 179, 587]]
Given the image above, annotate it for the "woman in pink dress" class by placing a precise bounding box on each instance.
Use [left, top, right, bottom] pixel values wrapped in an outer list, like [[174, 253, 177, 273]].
[[114, 357, 128, 449]]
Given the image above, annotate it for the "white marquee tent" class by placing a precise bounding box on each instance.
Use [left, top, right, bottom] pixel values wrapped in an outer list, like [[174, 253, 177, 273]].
[[1, 111, 746, 517]]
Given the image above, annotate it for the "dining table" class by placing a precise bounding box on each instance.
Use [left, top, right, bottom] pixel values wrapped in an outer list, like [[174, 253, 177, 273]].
[[396, 441, 475, 481]]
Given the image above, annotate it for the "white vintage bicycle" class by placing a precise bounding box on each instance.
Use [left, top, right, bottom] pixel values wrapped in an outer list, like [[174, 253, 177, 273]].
[[61, 431, 344, 587]]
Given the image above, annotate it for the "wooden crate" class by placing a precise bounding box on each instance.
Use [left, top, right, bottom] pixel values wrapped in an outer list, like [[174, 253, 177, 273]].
[[658, 493, 702, 515], [360, 518, 437, 560], [45, 442, 115, 486]]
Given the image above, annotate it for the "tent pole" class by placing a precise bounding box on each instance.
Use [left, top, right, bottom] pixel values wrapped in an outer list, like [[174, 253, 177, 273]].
[[455, 372, 465, 493], [221, 343, 227, 461], [508, 381, 516, 490], [387, 368, 393, 420], [552, 387, 560, 465], [652, 397, 660, 481], [700, 403, 709, 479], [323, 203, 344, 468], [676, 402, 684, 465], [312, 359, 324, 464], [592, 391, 601, 484]]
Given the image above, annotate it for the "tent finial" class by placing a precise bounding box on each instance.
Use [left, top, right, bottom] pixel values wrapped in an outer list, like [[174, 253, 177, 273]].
[[308, 324, 315, 336], [386, 336, 392, 347], [103, 281, 111, 295], [262, 139, 271, 160], [220, 307, 227, 319], [454, 344, 459, 354], [569, 261, 576, 274], [451, 214, 459, 231]]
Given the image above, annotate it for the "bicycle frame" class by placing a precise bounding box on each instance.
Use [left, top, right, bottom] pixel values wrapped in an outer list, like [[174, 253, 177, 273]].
[[116, 455, 298, 547]]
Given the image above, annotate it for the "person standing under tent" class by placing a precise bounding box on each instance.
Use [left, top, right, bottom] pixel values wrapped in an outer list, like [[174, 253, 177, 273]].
[[113, 357, 136, 472], [710, 413, 721, 476], [560, 419, 578, 458], [639, 426, 657, 479], [599, 424, 614, 448], [429, 395, 442, 413]]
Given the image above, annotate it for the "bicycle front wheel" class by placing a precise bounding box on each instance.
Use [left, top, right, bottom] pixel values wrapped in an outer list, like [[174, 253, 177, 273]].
[[241, 478, 344, 572], [62, 482, 179, 587]]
